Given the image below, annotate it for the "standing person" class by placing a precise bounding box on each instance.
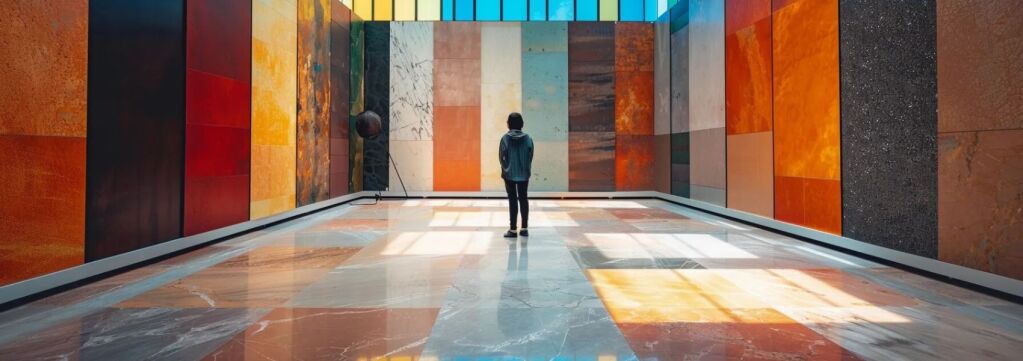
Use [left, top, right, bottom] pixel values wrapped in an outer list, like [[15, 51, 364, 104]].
[[500, 112, 534, 238]]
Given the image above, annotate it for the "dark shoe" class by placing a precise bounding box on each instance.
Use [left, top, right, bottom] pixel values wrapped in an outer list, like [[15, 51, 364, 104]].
[[519, 229, 529, 237], [503, 230, 518, 238]]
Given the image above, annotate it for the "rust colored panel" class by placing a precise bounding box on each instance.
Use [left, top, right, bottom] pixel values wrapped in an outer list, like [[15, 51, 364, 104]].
[[615, 71, 655, 136], [939, 130, 1023, 280], [775, 175, 841, 235], [434, 106, 481, 191], [616, 135, 655, 191], [297, 0, 332, 206], [614, 23, 654, 72], [725, 16, 772, 135], [0, 1, 88, 138], [726, 0, 772, 35], [937, 0, 1023, 133], [0, 136, 85, 285], [772, 0, 839, 180]]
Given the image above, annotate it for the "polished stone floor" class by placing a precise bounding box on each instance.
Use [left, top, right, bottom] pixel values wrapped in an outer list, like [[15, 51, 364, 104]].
[[0, 199, 1021, 360]]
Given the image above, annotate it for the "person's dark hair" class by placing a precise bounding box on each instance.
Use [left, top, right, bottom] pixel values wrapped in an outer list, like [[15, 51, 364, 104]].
[[507, 112, 524, 130]]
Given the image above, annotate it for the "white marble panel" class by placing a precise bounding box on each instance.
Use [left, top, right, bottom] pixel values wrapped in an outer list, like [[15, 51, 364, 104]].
[[389, 22, 434, 141], [389, 140, 434, 192]]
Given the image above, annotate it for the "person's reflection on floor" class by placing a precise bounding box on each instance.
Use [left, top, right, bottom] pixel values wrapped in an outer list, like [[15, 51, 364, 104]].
[[497, 239, 536, 340]]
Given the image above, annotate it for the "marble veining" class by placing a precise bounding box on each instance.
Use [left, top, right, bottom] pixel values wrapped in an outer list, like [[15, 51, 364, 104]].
[[1, 200, 1021, 360], [389, 22, 434, 141]]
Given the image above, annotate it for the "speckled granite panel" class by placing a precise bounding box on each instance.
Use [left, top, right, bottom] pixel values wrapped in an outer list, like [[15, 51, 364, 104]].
[[670, 26, 689, 134], [654, 21, 671, 136], [840, 0, 938, 258]]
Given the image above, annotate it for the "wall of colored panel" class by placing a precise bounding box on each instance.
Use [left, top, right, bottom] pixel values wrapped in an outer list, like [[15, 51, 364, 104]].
[[840, 0, 937, 257], [349, 16, 366, 192], [184, 0, 252, 236], [363, 22, 390, 191], [568, 22, 615, 191], [390, 22, 435, 191], [614, 23, 655, 191], [433, 23, 481, 191], [523, 22, 569, 191], [772, 0, 841, 234], [481, 23, 523, 191], [937, 0, 1023, 280], [687, 0, 725, 205], [297, 0, 332, 206], [86, 0, 185, 260], [724, 0, 772, 217], [251, 0, 297, 218], [0, 0, 87, 284], [330, 1, 352, 197], [653, 20, 671, 194]]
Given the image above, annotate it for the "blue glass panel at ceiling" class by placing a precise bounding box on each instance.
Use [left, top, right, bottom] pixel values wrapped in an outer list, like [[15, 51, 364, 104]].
[[456, 0, 474, 20], [530, 0, 547, 21], [477, 0, 500, 20], [621, 0, 645, 21], [504, 0, 527, 20], [646, 0, 658, 21], [548, 0, 574, 20], [577, 0, 597, 20], [443, 0, 454, 20]]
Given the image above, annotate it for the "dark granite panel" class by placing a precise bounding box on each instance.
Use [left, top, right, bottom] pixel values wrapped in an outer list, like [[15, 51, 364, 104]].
[[670, 132, 690, 197], [568, 22, 615, 62], [329, 0, 350, 198], [362, 22, 389, 191], [86, 0, 185, 260], [569, 132, 616, 191], [348, 19, 365, 192], [840, 0, 938, 257], [568, 61, 615, 132]]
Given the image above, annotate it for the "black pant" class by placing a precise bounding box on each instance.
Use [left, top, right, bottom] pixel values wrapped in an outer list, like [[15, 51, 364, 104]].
[[504, 180, 529, 230]]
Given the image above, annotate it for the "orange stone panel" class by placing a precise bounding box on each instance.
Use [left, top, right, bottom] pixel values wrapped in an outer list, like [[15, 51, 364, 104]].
[[772, 0, 839, 180], [434, 106, 481, 191], [0, 135, 85, 285], [614, 23, 654, 73], [775, 175, 841, 235], [725, 16, 772, 135], [726, 132, 773, 217], [726, 0, 771, 36]]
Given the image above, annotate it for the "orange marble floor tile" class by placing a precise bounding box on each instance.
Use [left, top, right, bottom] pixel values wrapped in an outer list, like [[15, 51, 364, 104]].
[[716, 269, 918, 309], [117, 267, 332, 308], [587, 269, 775, 324], [203, 308, 440, 360], [774, 176, 841, 234], [0, 135, 85, 285], [433, 106, 481, 191], [618, 315, 863, 361], [725, 15, 773, 135], [213, 246, 360, 270], [308, 218, 391, 231], [772, 0, 840, 181], [616, 135, 655, 191]]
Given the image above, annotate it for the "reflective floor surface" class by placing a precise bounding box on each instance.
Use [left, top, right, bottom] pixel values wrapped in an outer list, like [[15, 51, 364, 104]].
[[0, 199, 1021, 360]]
